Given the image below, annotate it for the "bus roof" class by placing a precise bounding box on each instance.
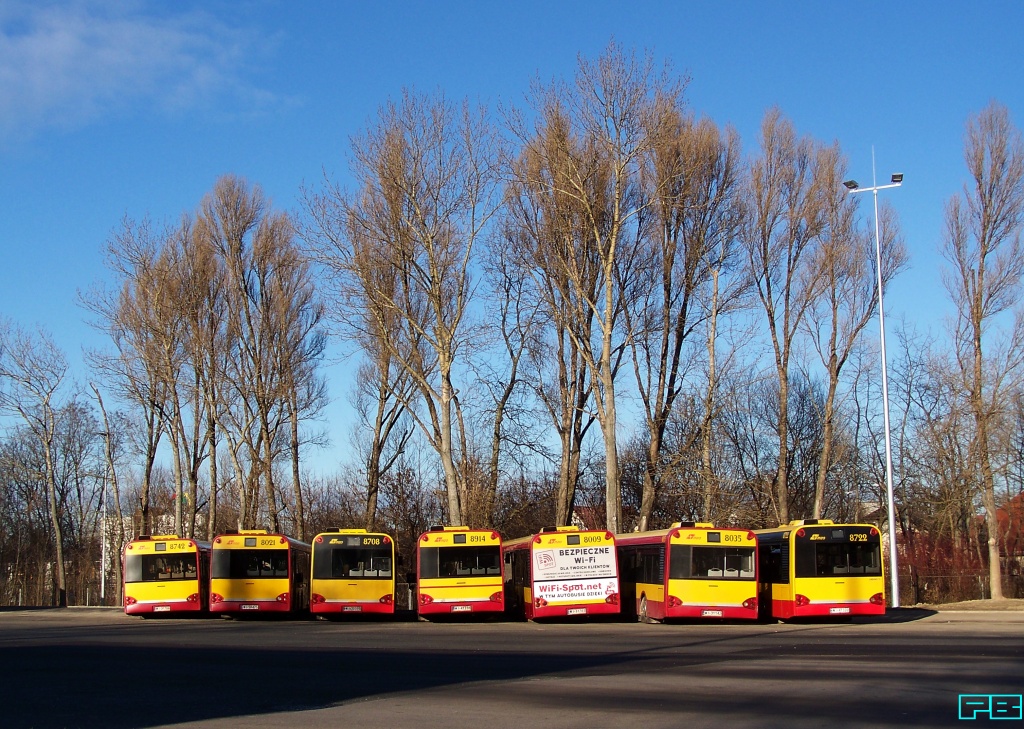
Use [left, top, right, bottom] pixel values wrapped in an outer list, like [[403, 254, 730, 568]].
[[124, 536, 210, 552], [213, 532, 311, 548], [504, 527, 613, 549], [314, 531, 393, 546], [418, 527, 501, 546], [754, 522, 881, 536], [616, 524, 754, 545]]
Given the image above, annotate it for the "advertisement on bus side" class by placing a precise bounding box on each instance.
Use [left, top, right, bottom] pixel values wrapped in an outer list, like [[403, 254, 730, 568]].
[[532, 545, 618, 603]]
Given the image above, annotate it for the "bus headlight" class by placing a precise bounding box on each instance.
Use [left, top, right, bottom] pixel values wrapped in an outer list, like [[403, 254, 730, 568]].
[[311, 594, 326, 604], [742, 597, 758, 610], [379, 594, 393, 605], [276, 593, 289, 603], [870, 593, 885, 606]]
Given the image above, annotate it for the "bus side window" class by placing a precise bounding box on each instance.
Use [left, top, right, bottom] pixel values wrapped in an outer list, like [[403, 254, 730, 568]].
[[763, 545, 784, 583]]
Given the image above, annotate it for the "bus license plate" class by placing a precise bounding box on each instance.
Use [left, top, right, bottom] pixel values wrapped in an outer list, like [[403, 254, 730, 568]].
[[829, 607, 850, 614], [702, 609, 723, 617], [240, 604, 259, 610], [451, 605, 472, 612], [154, 606, 170, 612], [567, 608, 587, 616], [343, 606, 362, 612]]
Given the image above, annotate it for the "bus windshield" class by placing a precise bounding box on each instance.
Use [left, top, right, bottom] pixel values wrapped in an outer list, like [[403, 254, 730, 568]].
[[212, 549, 289, 579], [796, 542, 882, 578], [125, 554, 198, 583], [670, 545, 755, 580], [314, 545, 392, 579], [420, 546, 501, 578]]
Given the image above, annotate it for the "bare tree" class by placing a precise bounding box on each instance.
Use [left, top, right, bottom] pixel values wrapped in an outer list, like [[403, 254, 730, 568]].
[[351, 358, 413, 529], [84, 216, 171, 536], [627, 112, 742, 530], [307, 198, 417, 529], [197, 175, 327, 535], [91, 384, 128, 606], [472, 237, 539, 527], [306, 90, 503, 526], [805, 147, 908, 518], [741, 109, 830, 524], [942, 101, 1024, 600], [0, 320, 72, 606], [510, 42, 684, 531], [698, 209, 751, 524], [503, 101, 599, 527]]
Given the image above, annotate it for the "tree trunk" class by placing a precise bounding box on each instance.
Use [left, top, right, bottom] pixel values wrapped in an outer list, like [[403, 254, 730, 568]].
[[289, 389, 305, 541], [812, 370, 839, 519], [776, 374, 790, 525]]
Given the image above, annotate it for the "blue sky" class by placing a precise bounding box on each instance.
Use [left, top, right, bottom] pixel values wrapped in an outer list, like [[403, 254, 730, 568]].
[[2, 1, 1022, 470]]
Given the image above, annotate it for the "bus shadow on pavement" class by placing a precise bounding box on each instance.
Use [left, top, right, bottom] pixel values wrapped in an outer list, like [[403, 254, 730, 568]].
[[1, 642, 630, 729], [868, 607, 938, 623]]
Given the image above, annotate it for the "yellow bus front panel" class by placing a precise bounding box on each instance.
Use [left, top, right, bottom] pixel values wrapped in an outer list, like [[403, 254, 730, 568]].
[[123, 536, 209, 615], [757, 522, 886, 619], [210, 531, 307, 614], [663, 527, 758, 619], [311, 530, 396, 615], [417, 527, 504, 615], [617, 524, 758, 621]]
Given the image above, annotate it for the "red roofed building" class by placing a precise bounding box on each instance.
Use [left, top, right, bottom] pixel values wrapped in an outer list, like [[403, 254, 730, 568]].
[[997, 493, 1024, 562]]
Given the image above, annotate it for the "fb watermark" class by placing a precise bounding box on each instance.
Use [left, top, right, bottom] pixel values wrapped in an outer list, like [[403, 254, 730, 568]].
[[959, 694, 1023, 720]]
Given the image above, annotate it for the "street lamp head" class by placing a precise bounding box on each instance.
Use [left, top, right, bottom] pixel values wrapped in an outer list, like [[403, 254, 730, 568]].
[[843, 179, 859, 190], [890, 173, 903, 185]]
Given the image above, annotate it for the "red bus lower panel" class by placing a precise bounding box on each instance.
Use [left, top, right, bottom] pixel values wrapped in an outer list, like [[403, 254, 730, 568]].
[[667, 604, 758, 620], [210, 600, 293, 614], [418, 601, 504, 616], [772, 599, 885, 619], [311, 602, 395, 615], [125, 601, 204, 615], [529, 602, 620, 619]]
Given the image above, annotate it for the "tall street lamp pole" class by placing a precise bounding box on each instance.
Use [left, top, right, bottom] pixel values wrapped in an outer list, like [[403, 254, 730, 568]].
[[843, 150, 903, 608], [101, 472, 107, 603]]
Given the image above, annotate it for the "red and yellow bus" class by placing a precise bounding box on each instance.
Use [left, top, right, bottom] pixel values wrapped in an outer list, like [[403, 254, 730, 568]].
[[416, 526, 504, 616], [617, 522, 758, 621], [123, 535, 211, 615], [503, 526, 619, 619], [210, 530, 311, 615], [310, 528, 396, 615], [755, 519, 885, 620]]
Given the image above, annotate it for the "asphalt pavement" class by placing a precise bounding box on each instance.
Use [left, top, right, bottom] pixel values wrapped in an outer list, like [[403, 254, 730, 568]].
[[1, 607, 1021, 729]]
